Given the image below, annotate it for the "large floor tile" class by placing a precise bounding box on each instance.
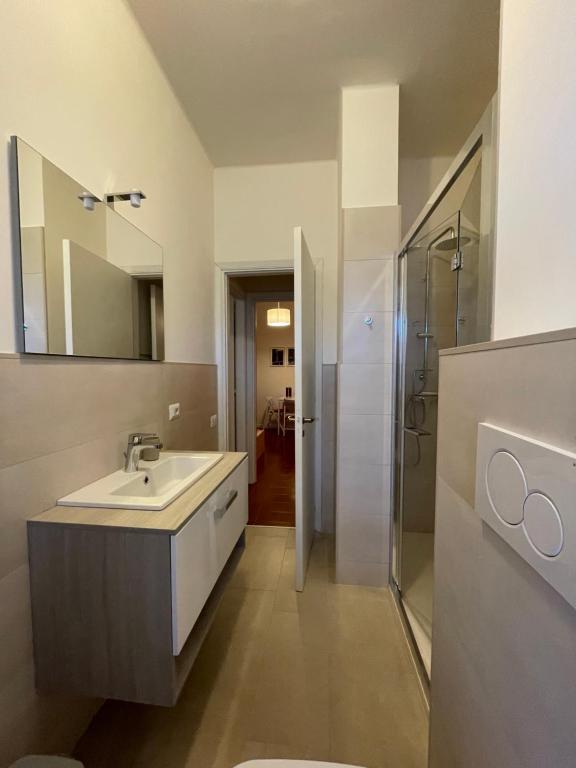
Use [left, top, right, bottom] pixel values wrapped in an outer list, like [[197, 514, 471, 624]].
[[76, 533, 429, 768], [329, 644, 428, 768], [229, 533, 286, 590], [242, 610, 331, 756]]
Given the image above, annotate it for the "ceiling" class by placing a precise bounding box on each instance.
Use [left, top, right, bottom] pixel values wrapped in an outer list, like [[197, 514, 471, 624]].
[[128, 0, 500, 167]]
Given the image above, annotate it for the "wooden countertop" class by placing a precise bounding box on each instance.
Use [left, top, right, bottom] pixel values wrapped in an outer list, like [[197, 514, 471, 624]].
[[28, 452, 247, 534]]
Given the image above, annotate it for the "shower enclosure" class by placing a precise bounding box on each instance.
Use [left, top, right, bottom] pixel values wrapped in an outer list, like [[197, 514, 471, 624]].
[[393, 145, 491, 678]]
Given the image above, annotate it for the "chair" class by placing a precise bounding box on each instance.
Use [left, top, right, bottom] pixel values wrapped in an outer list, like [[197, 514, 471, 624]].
[[278, 398, 295, 436], [261, 396, 281, 430]]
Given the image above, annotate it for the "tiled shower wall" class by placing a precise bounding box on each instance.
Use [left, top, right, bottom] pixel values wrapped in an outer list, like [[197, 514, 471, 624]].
[[0, 354, 217, 766], [335, 206, 400, 586]]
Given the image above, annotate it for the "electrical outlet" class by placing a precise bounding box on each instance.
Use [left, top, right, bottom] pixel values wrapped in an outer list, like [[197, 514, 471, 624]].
[[210, 414, 218, 429], [168, 403, 181, 421]]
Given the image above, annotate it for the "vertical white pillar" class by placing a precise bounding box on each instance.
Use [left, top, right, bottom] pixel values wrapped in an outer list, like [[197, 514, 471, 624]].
[[341, 84, 399, 209], [336, 84, 401, 586]]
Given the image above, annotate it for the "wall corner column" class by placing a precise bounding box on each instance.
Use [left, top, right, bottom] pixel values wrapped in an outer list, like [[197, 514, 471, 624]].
[[335, 84, 400, 586]]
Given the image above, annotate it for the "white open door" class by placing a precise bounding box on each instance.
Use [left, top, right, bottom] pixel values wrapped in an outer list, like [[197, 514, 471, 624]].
[[294, 227, 316, 592]]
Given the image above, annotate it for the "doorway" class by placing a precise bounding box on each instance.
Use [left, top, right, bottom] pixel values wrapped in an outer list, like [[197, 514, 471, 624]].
[[217, 229, 319, 591], [223, 273, 298, 526], [251, 298, 296, 526]]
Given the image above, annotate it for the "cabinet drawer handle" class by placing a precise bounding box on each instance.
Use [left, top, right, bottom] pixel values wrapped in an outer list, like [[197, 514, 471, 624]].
[[214, 489, 238, 519]]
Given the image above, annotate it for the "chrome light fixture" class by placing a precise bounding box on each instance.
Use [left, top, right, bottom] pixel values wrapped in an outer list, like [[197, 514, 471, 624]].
[[78, 191, 101, 211], [104, 189, 146, 208], [267, 302, 291, 327]]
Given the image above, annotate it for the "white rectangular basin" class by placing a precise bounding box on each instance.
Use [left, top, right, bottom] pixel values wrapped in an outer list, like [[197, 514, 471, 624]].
[[58, 452, 224, 510]]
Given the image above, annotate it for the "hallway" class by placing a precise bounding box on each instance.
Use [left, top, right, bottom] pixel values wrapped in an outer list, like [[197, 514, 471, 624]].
[[75, 528, 428, 768], [249, 430, 295, 527]]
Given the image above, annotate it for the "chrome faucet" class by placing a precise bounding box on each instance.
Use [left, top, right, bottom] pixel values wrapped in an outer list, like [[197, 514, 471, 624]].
[[124, 432, 163, 473]]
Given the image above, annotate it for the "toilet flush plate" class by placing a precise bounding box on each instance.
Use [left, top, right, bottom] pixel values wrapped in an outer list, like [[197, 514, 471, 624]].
[[475, 423, 576, 610]]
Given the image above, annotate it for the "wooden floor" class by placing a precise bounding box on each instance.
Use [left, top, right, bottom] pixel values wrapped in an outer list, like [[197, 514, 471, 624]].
[[249, 430, 295, 527], [75, 529, 429, 768]]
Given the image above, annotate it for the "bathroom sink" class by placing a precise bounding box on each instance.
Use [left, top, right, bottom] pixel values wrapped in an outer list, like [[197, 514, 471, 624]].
[[58, 452, 224, 510]]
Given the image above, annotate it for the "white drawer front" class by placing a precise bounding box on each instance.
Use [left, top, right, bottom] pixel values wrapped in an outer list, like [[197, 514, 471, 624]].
[[213, 459, 248, 570], [170, 502, 216, 655]]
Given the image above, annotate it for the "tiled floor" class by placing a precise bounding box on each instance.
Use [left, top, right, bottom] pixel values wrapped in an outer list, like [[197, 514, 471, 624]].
[[249, 431, 295, 526], [75, 527, 429, 768]]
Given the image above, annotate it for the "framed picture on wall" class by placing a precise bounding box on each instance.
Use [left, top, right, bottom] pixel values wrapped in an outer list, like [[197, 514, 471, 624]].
[[270, 347, 285, 367], [287, 347, 295, 366]]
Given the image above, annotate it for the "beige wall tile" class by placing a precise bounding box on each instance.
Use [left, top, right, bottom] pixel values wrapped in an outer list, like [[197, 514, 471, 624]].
[[334, 558, 389, 587], [337, 462, 390, 518], [0, 421, 160, 582], [162, 407, 217, 451], [0, 565, 33, 691], [437, 339, 576, 506], [162, 362, 216, 414], [0, 357, 217, 470], [342, 311, 393, 364], [343, 205, 401, 260], [339, 363, 392, 414], [0, 663, 98, 767], [431, 337, 576, 768], [0, 357, 163, 469], [338, 415, 392, 466], [343, 260, 394, 313], [0, 356, 218, 765], [337, 514, 390, 564]]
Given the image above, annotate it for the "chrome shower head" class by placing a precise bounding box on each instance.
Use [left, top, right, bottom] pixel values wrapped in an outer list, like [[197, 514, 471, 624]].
[[434, 235, 472, 252]]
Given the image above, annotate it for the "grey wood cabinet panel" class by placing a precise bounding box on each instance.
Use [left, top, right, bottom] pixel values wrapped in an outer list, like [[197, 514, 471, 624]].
[[27, 459, 248, 707], [28, 525, 176, 705]]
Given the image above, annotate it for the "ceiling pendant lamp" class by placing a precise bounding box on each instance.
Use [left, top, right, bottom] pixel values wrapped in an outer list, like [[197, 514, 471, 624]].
[[267, 302, 290, 328]]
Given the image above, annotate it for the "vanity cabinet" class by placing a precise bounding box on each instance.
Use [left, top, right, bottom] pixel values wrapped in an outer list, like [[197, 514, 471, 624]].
[[27, 455, 247, 707]]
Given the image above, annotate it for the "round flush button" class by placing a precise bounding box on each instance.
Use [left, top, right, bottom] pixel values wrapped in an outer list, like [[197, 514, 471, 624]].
[[486, 450, 527, 525], [523, 492, 564, 557]]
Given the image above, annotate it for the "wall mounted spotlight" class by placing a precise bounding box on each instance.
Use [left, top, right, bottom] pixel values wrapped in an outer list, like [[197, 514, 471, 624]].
[[104, 189, 146, 208], [78, 191, 102, 212]]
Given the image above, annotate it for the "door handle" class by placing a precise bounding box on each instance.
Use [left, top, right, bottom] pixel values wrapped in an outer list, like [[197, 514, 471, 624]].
[[288, 416, 315, 423], [214, 489, 238, 519]]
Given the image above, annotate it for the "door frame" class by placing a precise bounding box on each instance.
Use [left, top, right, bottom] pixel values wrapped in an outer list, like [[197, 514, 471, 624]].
[[215, 260, 292, 458], [215, 259, 324, 526]]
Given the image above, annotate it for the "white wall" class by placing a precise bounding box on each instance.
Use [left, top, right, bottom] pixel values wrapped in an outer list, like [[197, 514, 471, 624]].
[[341, 85, 399, 209], [493, 0, 576, 339], [214, 161, 338, 362], [0, 0, 214, 362], [399, 155, 453, 237]]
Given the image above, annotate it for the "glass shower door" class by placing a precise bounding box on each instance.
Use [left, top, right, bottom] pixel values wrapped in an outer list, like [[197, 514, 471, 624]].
[[394, 214, 460, 677], [393, 143, 488, 681]]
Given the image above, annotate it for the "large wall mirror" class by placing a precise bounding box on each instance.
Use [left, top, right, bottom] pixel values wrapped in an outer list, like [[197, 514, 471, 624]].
[[12, 137, 164, 360]]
